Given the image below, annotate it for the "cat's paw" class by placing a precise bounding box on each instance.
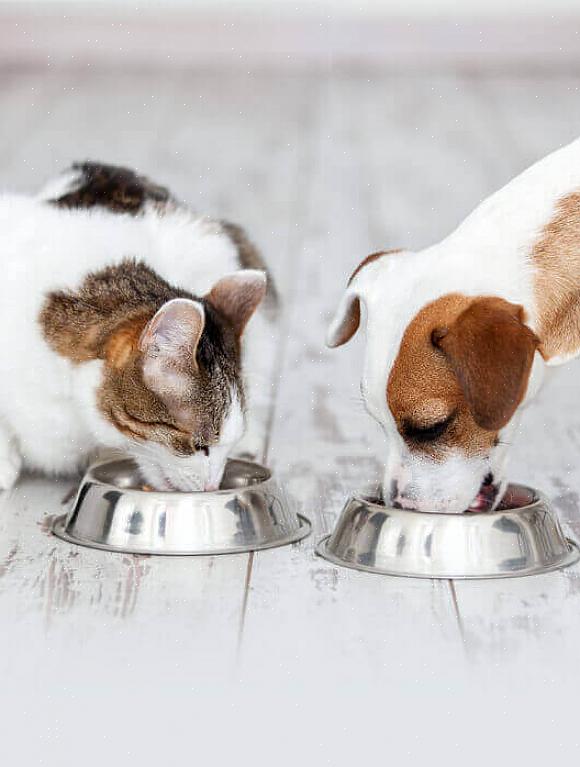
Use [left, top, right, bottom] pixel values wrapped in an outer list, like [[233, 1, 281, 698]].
[[0, 446, 22, 491]]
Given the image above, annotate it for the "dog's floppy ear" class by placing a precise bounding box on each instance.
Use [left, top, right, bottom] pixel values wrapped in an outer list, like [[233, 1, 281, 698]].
[[432, 297, 539, 431], [326, 289, 362, 348], [327, 252, 392, 348]]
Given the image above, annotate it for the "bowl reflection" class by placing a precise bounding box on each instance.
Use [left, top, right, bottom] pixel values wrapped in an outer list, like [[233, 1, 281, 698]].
[[317, 484, 579, 579]]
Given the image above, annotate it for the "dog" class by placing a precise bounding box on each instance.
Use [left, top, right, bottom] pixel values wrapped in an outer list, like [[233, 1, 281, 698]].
[[327, 137, 580, 513]]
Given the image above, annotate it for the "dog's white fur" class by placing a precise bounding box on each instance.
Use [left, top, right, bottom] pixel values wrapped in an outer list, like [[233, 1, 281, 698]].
[[329, 137, 580, 512], [0, 188, 273, 491]]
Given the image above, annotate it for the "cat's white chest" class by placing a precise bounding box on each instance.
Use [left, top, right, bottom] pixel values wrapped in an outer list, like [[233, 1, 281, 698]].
[[14, 356, 100, 475]]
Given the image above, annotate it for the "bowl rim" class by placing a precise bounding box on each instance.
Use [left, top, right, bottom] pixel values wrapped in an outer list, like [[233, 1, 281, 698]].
[[349, 482, 542, 517], [84, 456, 272, 498]]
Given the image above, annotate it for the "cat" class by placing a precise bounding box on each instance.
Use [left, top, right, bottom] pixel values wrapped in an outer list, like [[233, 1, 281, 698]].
[[0, 162, 278, 491]]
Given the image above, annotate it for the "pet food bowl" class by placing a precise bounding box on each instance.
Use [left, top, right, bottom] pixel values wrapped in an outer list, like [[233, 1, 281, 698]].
[[316, 484, 579, 579], [52, 457, 310, 556]]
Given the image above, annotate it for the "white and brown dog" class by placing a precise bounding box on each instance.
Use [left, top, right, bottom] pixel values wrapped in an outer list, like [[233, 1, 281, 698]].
[[328, 137, 580, 513]]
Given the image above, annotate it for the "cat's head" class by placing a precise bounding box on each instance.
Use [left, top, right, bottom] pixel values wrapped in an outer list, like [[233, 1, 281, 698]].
[[96, 271, 266, 491]]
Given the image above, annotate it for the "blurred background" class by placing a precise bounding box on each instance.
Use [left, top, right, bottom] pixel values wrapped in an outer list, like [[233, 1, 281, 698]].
[[3, 1, 580, 71], [2, 0, 579, 257]]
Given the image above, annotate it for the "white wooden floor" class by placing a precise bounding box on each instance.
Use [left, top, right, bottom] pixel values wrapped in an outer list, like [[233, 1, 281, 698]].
[[1, 68, 580, 765]]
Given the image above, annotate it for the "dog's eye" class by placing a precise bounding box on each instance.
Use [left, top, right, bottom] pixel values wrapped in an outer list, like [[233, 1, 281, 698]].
[[402, 413, 455, 443]]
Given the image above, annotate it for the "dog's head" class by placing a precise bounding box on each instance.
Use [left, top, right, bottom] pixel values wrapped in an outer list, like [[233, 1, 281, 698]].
[[327, 251, 542, 512]]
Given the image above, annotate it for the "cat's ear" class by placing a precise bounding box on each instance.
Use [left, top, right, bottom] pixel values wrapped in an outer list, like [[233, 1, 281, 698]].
[[139, 298, 205, 399], [206, 270, 267, 336]]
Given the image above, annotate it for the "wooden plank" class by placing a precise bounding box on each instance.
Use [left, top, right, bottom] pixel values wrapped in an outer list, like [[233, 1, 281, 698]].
[[0, 70, 196, 190], [361, 73, 514, 251], [154, 70, 315, 290], [477, 74, 580, 167], [0, 72, 75, 181], [238, 74, 467, 685], [0, 476, 248, 657]]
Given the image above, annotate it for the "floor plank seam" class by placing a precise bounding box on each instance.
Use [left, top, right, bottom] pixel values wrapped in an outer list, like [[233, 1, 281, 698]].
[[447, 579, 467, 649], [236, 551, 255, 661]]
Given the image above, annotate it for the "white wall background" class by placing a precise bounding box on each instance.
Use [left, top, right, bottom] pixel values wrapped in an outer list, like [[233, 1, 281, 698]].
[[4, 0, 579, 67], [11, 0, 580, 17]]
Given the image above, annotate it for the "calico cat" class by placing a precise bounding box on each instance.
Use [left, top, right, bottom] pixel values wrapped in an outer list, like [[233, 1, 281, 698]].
[[0, 162, 277, 491]]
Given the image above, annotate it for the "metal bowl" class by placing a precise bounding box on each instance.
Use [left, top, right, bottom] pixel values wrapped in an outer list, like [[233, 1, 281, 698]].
[[52, 458, 310, 556], [317, 484, 579, 579]]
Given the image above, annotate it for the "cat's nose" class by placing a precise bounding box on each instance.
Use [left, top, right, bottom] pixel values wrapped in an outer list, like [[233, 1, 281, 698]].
[[204, 480, 220, 492]]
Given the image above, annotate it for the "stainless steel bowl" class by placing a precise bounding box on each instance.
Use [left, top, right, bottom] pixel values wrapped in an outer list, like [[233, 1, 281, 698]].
[[317, 484, 579, 579], [52, 458, 310, 556]]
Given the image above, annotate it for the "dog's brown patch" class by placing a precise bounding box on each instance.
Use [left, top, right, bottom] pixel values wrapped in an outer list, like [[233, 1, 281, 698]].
[[387, 294, 538, 459], [412, 397, 451, 425], [532, 190, 580, 361]]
